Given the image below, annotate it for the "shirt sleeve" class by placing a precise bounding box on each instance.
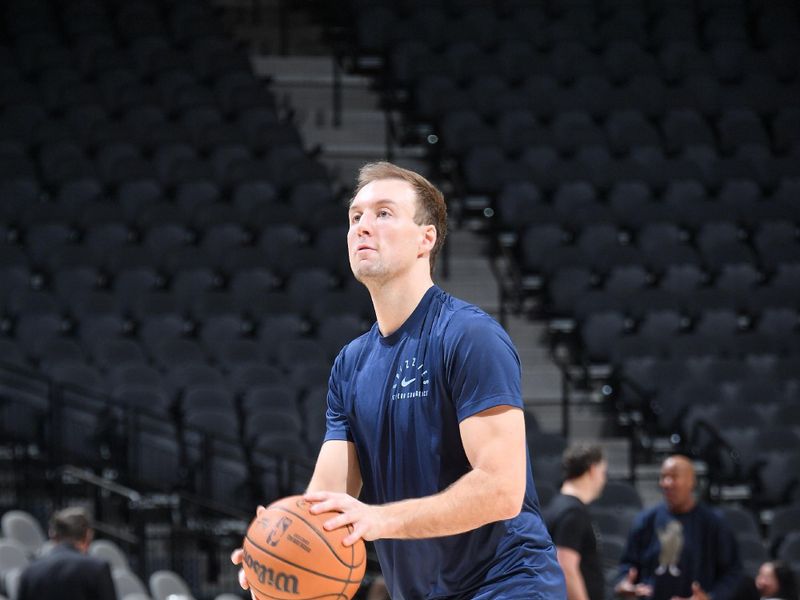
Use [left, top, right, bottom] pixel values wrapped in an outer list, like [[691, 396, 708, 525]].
[[323, 349, 351, 442], [442, 308, 523, 421], [616, 509, 651, 586], [550, 507, 588, 553]]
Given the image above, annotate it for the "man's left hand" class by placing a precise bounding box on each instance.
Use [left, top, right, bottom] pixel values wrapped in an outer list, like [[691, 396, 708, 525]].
[[671, 581, 710, 600], [304, 491, 385, 546]]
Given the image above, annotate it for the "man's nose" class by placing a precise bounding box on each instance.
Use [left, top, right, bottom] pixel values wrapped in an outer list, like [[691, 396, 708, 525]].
[[355, 213, 373, 234]]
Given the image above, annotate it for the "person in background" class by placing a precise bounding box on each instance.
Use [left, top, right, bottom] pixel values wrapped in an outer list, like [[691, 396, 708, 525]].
[[366, 575, 390, 600], [17, 506, 116, 600], [545, 443, 608, 600], [615, 455, 744, 600], [755, 560, 798, 600]]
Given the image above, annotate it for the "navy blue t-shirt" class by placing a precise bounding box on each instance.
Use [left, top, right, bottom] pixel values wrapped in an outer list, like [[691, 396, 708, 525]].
[[324, 286, 564, 600], [617, 503, 743, 600]]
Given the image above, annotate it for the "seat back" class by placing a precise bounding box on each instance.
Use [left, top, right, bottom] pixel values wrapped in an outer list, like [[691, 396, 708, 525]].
[[89, 539, 129, 570], [1, 511, 46, 556], [149, 570, 194, 600]]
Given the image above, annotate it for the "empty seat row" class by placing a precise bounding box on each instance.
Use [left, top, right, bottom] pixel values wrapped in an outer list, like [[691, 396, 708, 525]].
[[0, 105, 291, 153], [464, 144, 800, 195], [396, 40, 800, 93], [0, 139, 320, 190], [2, 32, 251, 82], [582, 309, 800, 365], [548, 265, 800, 318], [438, 107, 799, 158], [0, 67, 272, 118], [496, 179, 800, 232], [0, 305, 368, 364], [0, 180, 340, 233], [518, 221, 800, 277], [359, 5, 800, 56], [616, 354, 800, 426], [0, 223, 352, 278]]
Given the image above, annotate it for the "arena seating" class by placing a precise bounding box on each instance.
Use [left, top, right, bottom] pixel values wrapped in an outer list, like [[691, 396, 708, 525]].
[[0, 0, 373, 519], [3, 0, 800, 595], [334, 0, 800, 585], [0, 0, 373, 595], [341, 0, 800, 506]]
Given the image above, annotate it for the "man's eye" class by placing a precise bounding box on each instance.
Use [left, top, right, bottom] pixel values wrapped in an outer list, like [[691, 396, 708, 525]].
[[351, 214, 361, 223]]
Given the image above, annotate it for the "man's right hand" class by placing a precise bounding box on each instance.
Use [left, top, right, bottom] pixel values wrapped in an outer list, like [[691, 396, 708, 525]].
[[615, 568, 654, 598], [231, 506, 266, 599]]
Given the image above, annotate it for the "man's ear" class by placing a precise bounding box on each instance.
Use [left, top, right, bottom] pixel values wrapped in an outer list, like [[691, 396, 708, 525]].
[[419, 224, 436, 255], [80, 530, 94, 552]]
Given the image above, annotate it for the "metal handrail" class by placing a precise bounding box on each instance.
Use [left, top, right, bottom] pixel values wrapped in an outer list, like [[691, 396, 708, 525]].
[[0, 361, 314, 505]]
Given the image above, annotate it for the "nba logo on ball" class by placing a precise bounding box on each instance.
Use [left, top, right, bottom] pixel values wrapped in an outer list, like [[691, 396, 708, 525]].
[[267, 516, 292, 546], [242, 496, 366, 600]]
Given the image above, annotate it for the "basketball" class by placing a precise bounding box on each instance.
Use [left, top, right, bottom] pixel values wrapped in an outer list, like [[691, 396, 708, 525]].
[[241, 495, 366, 600]]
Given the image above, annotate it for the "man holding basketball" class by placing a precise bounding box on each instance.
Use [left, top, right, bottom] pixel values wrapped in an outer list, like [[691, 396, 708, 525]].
[[233, 162, 565, 599]]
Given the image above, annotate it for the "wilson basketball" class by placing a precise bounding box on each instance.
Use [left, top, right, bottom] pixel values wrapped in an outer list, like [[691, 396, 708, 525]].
[[242, 495, 366, 600]]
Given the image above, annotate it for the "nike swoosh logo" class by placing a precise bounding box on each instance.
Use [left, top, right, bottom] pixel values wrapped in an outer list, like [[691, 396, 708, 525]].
[[400, 377, 416, 387]]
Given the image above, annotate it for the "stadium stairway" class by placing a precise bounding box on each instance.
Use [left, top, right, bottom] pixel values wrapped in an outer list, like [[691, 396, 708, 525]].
[[251, 54, 429, 187]]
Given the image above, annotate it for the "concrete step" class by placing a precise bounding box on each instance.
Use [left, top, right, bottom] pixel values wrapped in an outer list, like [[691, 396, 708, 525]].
[[278, 84, 380, 113], [299, 109, 390, 146], [250, 55, 428, 187], [438, 258, 498, 312], [320, 155, 430, 189], [252, 56, 346, 80], [635, 462, 665, 507], [521, 364, 563, 401], [569, 403, 616, 440], [251, 55, 379, 112], [221, 1, 330, 55], [526, 404, 620, 443], [437, 231, 498, 309], [595, 437, 633, 480], [517, 345, 555, 364]]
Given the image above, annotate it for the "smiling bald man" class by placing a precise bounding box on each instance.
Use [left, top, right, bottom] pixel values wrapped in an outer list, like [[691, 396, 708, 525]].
[[615, 455, 745, 600]]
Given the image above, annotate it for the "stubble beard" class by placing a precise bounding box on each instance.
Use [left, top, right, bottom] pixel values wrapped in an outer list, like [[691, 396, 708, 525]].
[[351, 257, 390, 285]]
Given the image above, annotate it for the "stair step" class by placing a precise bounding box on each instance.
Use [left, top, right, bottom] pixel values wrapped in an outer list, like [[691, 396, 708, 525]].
[[252, 56, 368, 83], [319, 156, 432, 189], [299, 110, 388, 142], [303, 108, 393, 127], [320, 142, 389, 156]]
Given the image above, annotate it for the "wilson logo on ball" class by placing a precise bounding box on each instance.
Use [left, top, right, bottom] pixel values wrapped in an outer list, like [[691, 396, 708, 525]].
[[242, 547, 300, 594]]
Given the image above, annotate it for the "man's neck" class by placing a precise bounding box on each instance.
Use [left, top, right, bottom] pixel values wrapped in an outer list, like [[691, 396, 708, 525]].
[[367, 275, 434, 337], [666, 497, 697, 514], [561, 480, 596, 505]]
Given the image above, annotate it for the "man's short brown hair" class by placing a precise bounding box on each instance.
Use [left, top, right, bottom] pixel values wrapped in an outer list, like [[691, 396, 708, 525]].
[[49, 506, 92, 543], [353, 161, 448, 277], [562, 444, 605, 481]]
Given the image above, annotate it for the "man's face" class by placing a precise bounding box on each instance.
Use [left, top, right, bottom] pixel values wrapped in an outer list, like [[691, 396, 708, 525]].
[[347, 178, 429, 284], [591, 459, 608, 498], [755, 562, 779, 597], [659, 457, 696, 512]]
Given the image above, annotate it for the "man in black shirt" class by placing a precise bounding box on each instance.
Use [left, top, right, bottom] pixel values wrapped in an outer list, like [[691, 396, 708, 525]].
[[544, 443, 608, 600]]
